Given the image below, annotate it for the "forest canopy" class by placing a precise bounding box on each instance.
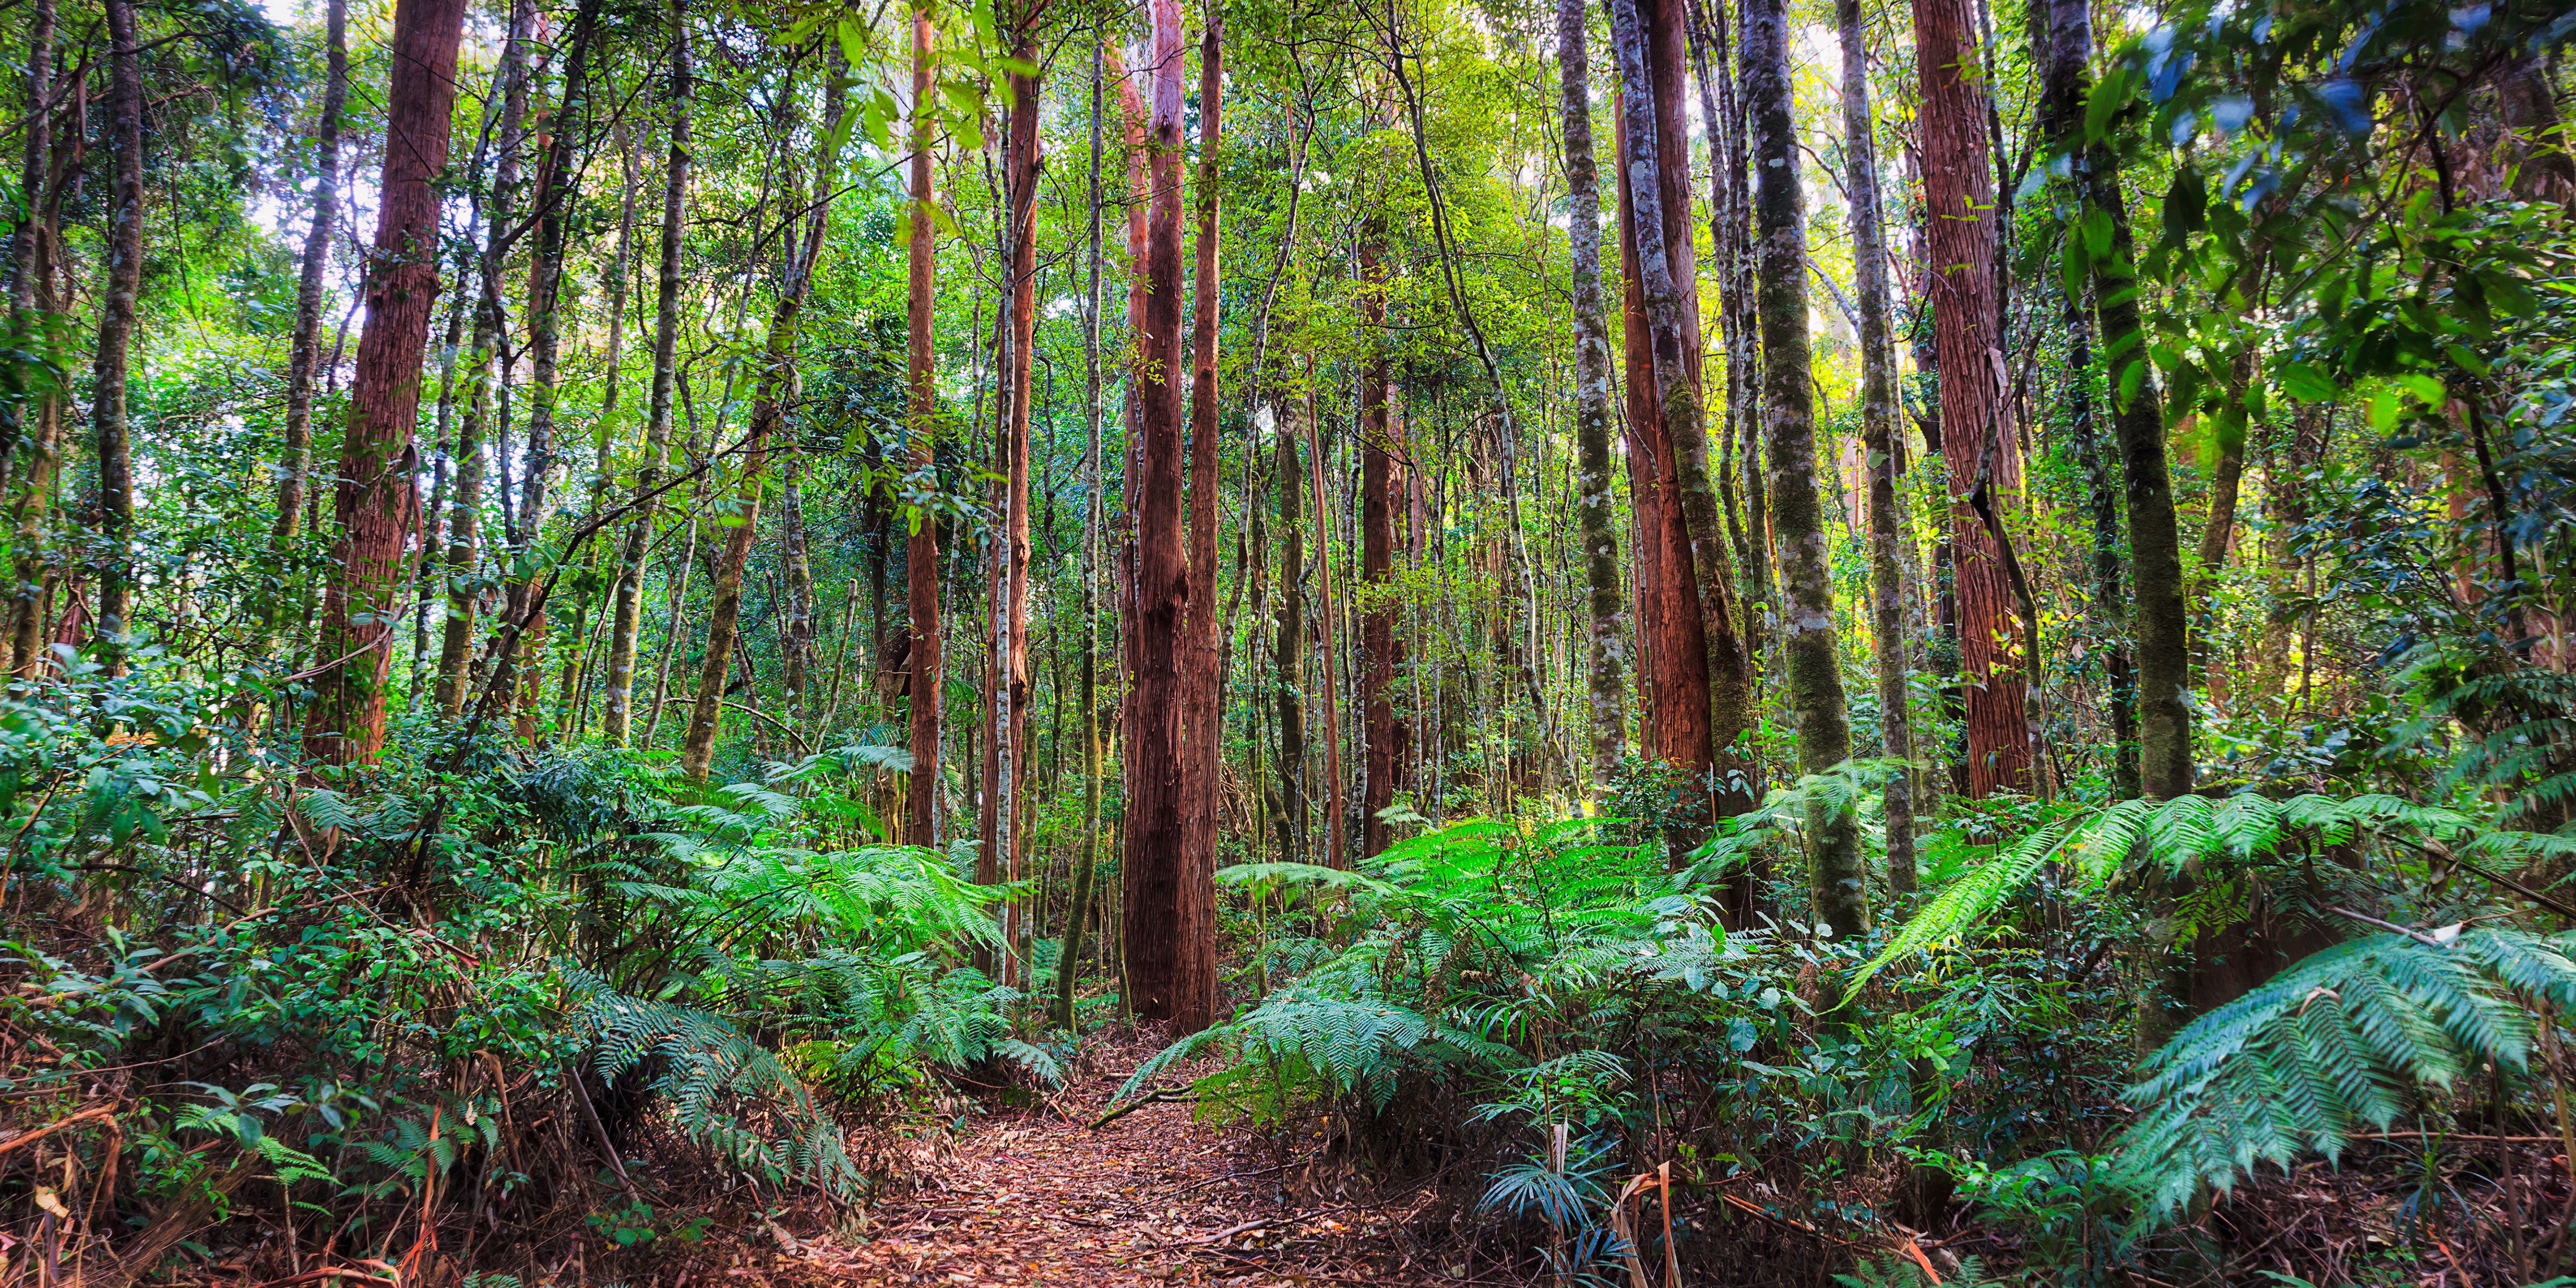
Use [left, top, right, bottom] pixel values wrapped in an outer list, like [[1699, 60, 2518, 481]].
[[0, 0, 2573, 1281]]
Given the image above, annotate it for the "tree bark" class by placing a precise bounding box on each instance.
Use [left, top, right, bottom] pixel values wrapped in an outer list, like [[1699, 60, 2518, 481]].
[[302, 0, 470, 763], [1838, 0, 1912, 892], [1560, 0, 1628, 793], [2046, 0, 2189, 800], [1912, 0, 2032, 796], [1608, 0, 1754, 891], [1614, 0, 1754, 863], [904, 9, 944, 841], [1177, 4, 1220, 1013], [91, 0, 145, 673], [1056, 40, 1108, 1028], [1742, 0, 1863, 935], [605, 1, 690, 746], [434, 0, 535, 717], [2035, 0, 2135, 799], [503, 0, 606, 741], [4, 0, 56, 680], [1357, 217, 1401, 861], [680, 80, 838, 782], [268, 0, 346, 574], [1123, 0, 1212, 1031], [1273, 395, 1308, 863]]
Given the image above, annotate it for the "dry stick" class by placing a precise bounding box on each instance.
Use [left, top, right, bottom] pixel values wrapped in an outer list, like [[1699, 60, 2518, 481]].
[[0, 1103, 114, 1157], [1087, 1086, 1197, 1129]]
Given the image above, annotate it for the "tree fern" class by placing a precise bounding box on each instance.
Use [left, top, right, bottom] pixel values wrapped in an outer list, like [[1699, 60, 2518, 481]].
[[561, 964, 862, 1198], [2116, 927, 2576, 1217]]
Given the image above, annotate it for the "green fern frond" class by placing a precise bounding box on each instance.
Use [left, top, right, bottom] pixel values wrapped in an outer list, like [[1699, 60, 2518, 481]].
[[2117, 928, 2576, 1218]]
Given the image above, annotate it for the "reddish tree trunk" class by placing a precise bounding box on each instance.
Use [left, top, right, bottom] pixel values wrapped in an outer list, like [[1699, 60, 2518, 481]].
[[1122, 0, 1213, 1031], [1179, 13, 1223, 1013], [303, 0, 470, 764], [1358, 219, 1405, 860], [1912, 0, 2032, 795], [1613, 0, 1728, 824], [904, 10, 943, 841]]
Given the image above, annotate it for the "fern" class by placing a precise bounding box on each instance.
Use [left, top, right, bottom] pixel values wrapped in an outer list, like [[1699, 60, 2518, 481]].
[[1855, 792, 2504, 992], [561, 964, 862, 1199], [2116, 927, 2576, 1217]]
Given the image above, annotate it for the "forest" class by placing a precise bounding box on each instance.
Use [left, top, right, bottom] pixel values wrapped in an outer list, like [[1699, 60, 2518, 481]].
[[0, 0, 2572, 1279]]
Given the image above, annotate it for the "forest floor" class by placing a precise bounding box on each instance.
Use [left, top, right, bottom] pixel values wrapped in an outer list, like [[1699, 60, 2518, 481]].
[[716, 1031, 1457, 1288]]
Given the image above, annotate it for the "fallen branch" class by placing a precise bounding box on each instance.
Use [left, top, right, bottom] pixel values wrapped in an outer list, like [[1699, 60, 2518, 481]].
[[1088, 1087, 1196, 1130], [0, 1103, 116, 1157], [1160, 1203, 1362, 1249]]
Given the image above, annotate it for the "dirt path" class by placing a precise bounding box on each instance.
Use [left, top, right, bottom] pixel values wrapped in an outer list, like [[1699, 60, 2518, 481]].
[[760, 1062, 1455, 1286]]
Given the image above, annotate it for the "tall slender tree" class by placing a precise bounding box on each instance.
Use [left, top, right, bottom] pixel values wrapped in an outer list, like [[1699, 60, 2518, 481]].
[[1055, 39, 1109, 1028], [91, 0, 145, 674], [268, 0, 346, 578], [1123, 0, 1214, 1030], [1838, 0, 1913, 891], [605, 0, 692, 747], [1558, 0, 1628, 792], [1180, 1, 1222, 1007], [1742, 0, 1861, 936], [4, 0, 57, 679], [1357, 215, 1402, 861], [2045, 0, 2189, 800], [435, 0, 536, 716], [904, 9, 944, 842], [304, 0, 472, 762]]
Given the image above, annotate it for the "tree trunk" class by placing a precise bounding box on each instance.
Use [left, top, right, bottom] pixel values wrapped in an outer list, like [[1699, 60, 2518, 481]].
[[2047, 0, 2189, 800], [605, 1, 690, 746], [1608, 0, 1754, 896], [4, 0, 56, 680], [1057, 40, 1109, 1028], [987, 22, 1041, 983], [1357, 217, 1401, 861], [1559, 0, 1628, 793], [1273, 395, 1308, 863], [303, 0, 471, 763], [1745, 0, 1863, 935], [1614, 0, 1752, 866], [434, 0, 535, 717], [91, 0, 145, 674], [1179, 6, 1221, 1013], [1123, 0, 1212, 1031], [268, 0, 346, 578], [903, 9, 944, 841], [2035, 0, 2135, 799], [681, 79, 838, 782], [1912, 0, 2032, 796], [2192, 418, 2245, 709], [1307, 393, 1345, 872], [1838, 0, 1912, 892], [504, 0, 607, 741]]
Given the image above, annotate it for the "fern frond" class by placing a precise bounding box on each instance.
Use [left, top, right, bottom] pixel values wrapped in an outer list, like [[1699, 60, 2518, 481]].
[[2117, 928, 2576, 1218]]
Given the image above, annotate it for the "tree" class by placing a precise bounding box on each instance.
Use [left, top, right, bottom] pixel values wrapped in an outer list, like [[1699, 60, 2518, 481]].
[[1357, 214, 1402, 861], [1181, 3, 1222, 1002], [91, 0, 145, 674], [303, 0, 472, 764], [1557, 0, 1628, 791], [904, 8, 945, 843], [267, 0, 346, 584], [604, 0, 692, 747], [1909, 0, 2033, 796], [4, 0, 57, 679], [1739, 0, 1861, 937], [1122, 0, 1216, 1030], [1837, 0, 1912, 891], [2045, 0, 2190, 801]]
